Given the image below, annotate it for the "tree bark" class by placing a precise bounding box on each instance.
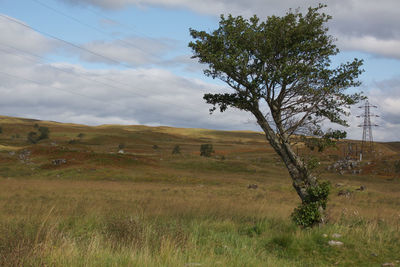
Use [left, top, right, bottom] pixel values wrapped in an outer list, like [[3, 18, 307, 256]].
[[252, 108, 326, 224]]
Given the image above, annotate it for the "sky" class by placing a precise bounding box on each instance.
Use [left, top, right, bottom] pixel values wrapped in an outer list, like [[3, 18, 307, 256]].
[[0, 0, 399, 141]]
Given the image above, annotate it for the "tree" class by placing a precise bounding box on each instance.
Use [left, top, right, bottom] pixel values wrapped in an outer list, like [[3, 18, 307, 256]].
[[189, 5, 363, 226], [172, 145, 181, 154], [200, 144, 214, 157], [38, 126, 50, 140], [27, 125, 50, 144], [27, 131, 39, 144]]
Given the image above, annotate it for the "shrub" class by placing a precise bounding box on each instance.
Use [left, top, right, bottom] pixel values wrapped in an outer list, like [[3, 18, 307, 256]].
[[172, 145, 181, 154], [118, 143, 125, 150], [200, 144, 214, 157], [291, 181, 330, 227], [27, 125, 50, 144], [38, 126, 49, 140], [27, 131, 38, 144], [0, 126, 2, 134]]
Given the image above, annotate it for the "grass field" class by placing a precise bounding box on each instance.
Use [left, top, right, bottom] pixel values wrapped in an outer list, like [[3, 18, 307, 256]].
[[0, 115, 399, 266]]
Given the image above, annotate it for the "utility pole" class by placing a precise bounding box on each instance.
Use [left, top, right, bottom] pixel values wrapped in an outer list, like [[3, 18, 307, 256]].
[[357, 100, 378, 161]]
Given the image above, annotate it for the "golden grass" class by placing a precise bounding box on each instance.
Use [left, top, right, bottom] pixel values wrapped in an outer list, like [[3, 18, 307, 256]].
[[1, 176, 399, 266]]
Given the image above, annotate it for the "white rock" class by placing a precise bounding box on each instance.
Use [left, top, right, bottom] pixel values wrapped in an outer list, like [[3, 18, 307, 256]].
[[328, 240, 343, 246], [332, 233, 342, 238]]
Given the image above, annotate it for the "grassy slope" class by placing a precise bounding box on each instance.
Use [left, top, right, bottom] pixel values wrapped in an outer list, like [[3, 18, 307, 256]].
[[0, 115, 399, 266]]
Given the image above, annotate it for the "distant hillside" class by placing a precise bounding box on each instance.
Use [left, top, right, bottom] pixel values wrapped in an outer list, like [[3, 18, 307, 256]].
[[0, 114, 399, 181]]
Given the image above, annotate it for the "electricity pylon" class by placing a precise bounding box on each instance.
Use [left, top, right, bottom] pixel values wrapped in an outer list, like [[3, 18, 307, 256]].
[[357, 100, 378, 160]]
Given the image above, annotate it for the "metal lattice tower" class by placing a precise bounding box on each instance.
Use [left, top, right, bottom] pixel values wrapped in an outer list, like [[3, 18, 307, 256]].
[[357, 100, 378, 157]]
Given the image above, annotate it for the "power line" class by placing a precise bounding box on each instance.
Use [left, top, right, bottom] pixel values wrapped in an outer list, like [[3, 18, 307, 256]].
[[0, 13, 210, 119], [0, 42, 149, 98], [30, 0, 161, 62], [0, 14, 128, 67], [0, 13, 207, 99], [0, 69, 120, 107], [83, 4, 155, 40], [0, 43, 207, 116]]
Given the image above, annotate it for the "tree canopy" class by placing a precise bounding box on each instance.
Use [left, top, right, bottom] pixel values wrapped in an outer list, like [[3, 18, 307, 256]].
[[189, 5, 363, 140]]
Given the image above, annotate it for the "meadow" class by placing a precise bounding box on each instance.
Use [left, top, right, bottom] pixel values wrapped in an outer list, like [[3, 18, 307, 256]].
[[0, 115, 399, 266]]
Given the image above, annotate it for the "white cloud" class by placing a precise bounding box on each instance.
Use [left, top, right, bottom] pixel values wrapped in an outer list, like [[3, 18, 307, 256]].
[[338, 35, 400, 59], [79, 37, 175, 66], [0, 14, 254, 131], [59, 0, 400, 59], [0, 14, 57, 55], [0, 56, 255, 130]]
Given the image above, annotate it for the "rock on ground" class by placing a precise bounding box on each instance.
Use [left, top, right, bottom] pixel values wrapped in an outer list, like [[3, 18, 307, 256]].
[[328, 240, 343, 246]]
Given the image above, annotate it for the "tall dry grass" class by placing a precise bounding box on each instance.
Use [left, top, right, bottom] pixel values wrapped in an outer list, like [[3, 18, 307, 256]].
[[1, 178, 399, 266]]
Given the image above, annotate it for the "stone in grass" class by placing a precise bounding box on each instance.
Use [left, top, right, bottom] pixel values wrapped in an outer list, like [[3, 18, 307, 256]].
[[328, 240, 343, 246], [338, 189, 352, 197], [332, 233, 342, 238], [355, 185, 366, 191], [248, 184, 258, 189], [52, 159, 67, 165], [381, 263, 395, 267]]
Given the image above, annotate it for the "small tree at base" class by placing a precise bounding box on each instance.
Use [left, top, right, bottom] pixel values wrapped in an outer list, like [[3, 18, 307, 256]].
[[189, 5, 363, 227]]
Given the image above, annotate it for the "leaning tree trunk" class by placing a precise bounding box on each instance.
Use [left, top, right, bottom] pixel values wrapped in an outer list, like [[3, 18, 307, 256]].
[[253, 110, 329, 227]]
